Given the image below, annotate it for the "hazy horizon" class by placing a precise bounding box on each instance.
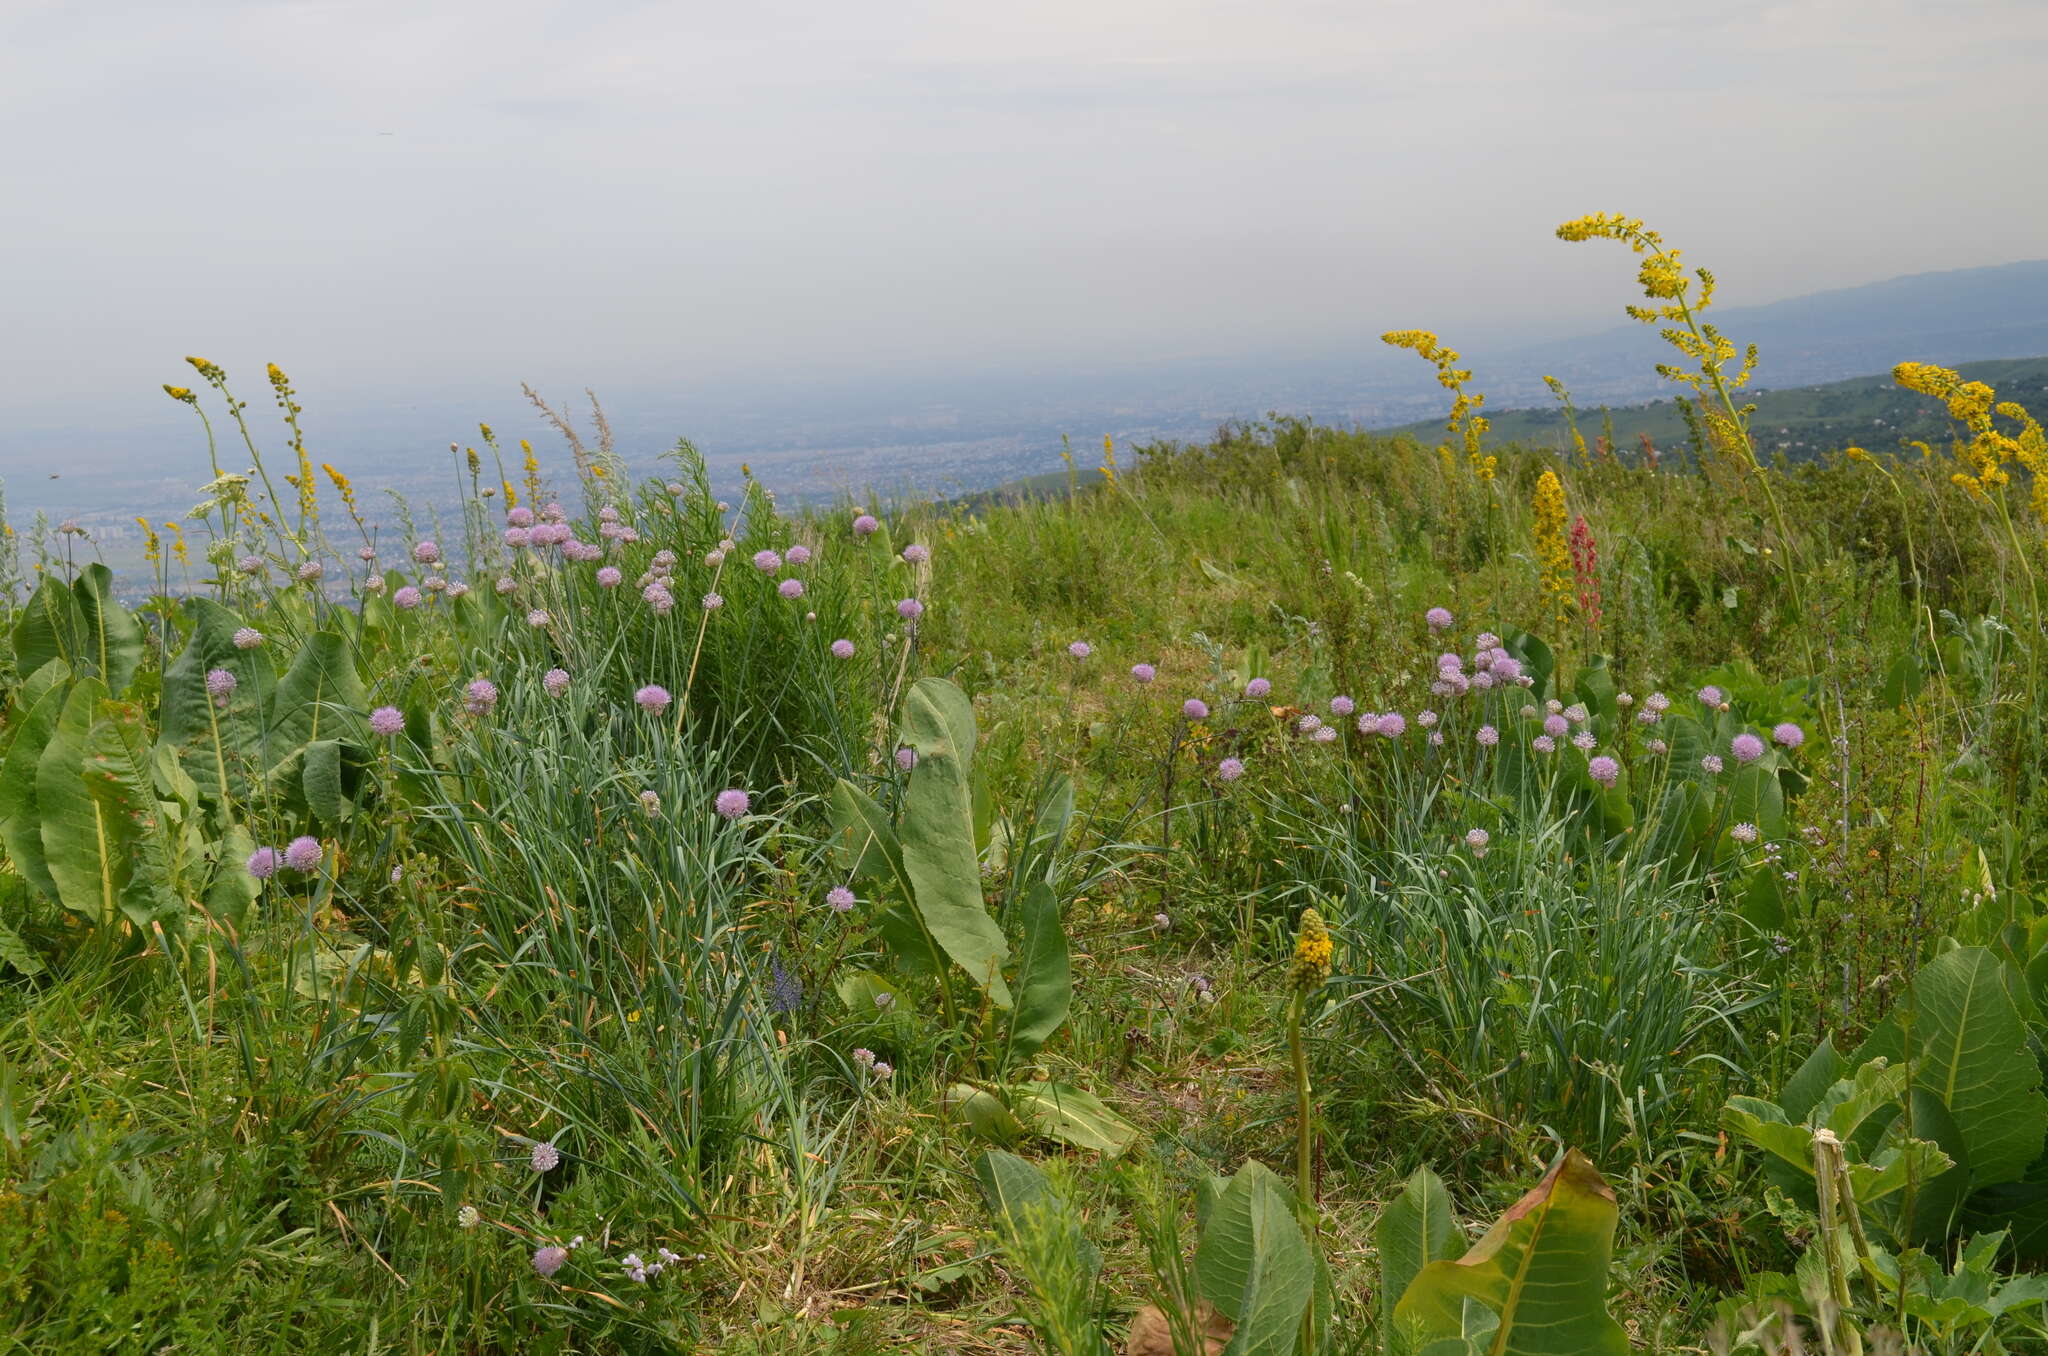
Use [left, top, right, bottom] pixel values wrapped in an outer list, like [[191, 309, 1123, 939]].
[[5, 0, 2047, 505]]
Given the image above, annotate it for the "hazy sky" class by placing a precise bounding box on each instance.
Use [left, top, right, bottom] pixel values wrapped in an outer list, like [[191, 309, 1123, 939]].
[[4, 0, 2045, 432]]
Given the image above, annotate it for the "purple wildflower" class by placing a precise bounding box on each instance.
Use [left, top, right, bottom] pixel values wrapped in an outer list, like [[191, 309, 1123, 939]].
[[246, 846, 279, 880], [827, 886, 856, 912], [1532, 734, 1557, 754], [507, 506, 535, 528], [233, 627, 265, 649], [533, 1246, 569, 1278], [714, 788, 750, 819], [1698, 685, 1725, 708], [1773, 722, 1805, 748], [1245, 677, 1271, 699], [752, 549, 782, 572], [1131, 663, 1156, 684], [1182, 698, 1209, 720], [1730, 822, 1760, 845], [778, 578, 805, 599], [901, 543, 930, 564], [636, 684, 672, 714], [895, 746, 918, 771], [464, 677, 499, 716], [786, 544, 812, 565], [1701, 754, 1724, 773], [237, 555, 264, 575], [205, 668, 237, 703], [1543, 714, 1568, 737], [1068, 640, 1092, 659], [1464, 827, 1490, 857], [1425, 606, 1454, 632], [1217, 757, 1245, 782], [526, 609, 550, 628], [1588, 755, 1621, 787], [1477, 724, 1499, 746], [597, 566, 622, 587], [393, 586, 422, 610], [531, 1141, 561, 1173], [700, 592, 722, 611], [543, 667, 571, 696], [1376, 713, 1407, 737], [1731, 732, 1766, 764], [283, 836, 323, 873], [896, 598, 924, 620], [1330, 695, 1355, 716], [852, 513, 879, 537], [370, 705, 403, 736], [829, 638, 856, 660], [412, 541, 440, 564]]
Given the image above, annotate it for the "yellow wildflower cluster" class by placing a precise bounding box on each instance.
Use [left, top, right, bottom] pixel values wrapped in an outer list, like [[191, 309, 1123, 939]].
[[267, 363, 318, 532], [1100, 434, 1119, 489], [1555, 214, 1759, 466], [1289, 907, 1332, 993], [1381, 329, 1494, 478], [183, 355, 224, 383], [522, 440, 542, 507], [1891, 361, 2042, 502], [162, 384, 197, 405], [135, 517, 161, 565], [1533, 469, 1571, 615]]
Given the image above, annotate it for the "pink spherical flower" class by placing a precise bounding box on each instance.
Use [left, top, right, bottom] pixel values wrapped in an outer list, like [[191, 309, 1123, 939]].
[[543, 667, 571, 696], [1730, 732, 1766, 764], [852, 513, 879, 537], [901, 543, 930, 564], [1425, 606, 1454, 632], [412, 540, 440, 565], [636, 684, 672, 714], [714, 788, 750, 819], [831, 638, 856, 659], [1068, 640, 1092, 659], [370, 705, 403, 736], [752, 549, 782, 572], [896, 598, 924, 620], [779, 578, 805, 599], [1588, 755, 1621, 787], [1182, 698, 1209, 720], [1773, 722, 1805, 748], [786, 544, 812, 565], [1217, 757, 1245, 781], [1245, 677, 1271, 699], [283, 835, 324, 873], [1131, 663, 1156, 684], [394, 586, 422, 610], [597, 566, 623, 588]]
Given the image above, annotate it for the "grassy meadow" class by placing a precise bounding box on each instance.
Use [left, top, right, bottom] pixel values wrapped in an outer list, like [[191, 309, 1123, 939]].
[[6, 217, 2048, 1354]]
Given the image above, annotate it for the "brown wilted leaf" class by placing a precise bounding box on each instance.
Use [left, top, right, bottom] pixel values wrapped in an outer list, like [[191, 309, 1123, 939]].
[[1125, 1299, 1234, 1355]]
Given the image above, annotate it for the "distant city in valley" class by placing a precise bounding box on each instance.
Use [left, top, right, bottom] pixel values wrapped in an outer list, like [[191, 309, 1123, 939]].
[[6, 257, 2046, 580]]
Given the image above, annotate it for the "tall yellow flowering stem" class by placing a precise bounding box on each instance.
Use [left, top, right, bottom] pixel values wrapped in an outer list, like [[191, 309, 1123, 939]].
[[1287, 907, 1332, 1354], [1555, 215, 1815, 673]]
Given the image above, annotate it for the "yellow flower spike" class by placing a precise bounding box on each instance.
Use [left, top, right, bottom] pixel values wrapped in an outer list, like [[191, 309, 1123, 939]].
[[1533, 469, 1571, 618], [1289, 908, 1332, 993], [163, 385, 196, 404]]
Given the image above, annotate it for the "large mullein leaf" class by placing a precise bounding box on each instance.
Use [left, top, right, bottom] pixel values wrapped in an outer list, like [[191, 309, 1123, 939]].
[[1192, 1160, 1313, 1356], [159, 600, 273, 806], [82, 701, 183, 930], [263, 630, 367, 777], [35, 679, 125, 926], [0, 665, 70, 900], [1394, 1149, 1628, 1356], [1002, 880, 1070, 1064], [896, 678, 1009, 1006], [1379, 1167, 1463, 1354], [69, 564, 144, 696]]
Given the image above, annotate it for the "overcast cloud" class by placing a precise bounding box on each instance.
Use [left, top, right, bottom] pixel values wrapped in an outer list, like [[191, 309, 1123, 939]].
[[2, 0, 2044, 447]]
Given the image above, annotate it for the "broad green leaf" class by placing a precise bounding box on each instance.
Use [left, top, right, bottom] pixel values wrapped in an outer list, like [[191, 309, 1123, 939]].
[[37, 679, 127, 926], [5, 656, 69, 724], [828, 778, 908, 892], [1192, 1160, 1313, 1355], [9, 577, 84, 684], [1009, 1082, 1137, 1156], [303, 739, 354, 825], [1856, 946, 2048, 1187], [86, 701, 184, 929], [0, 918, 44, 978], [948, 1084, 1025, 1145], [1779, 1037, 1848, 1121], [69, 564, 143, 695], [263, 630, 366, 776], [0, 671, 69, 900], [158, 600, 272, 805], [205, 822, 261, 924], [1394, 1149, 1628, 1356], [1003, 880, 1070, 1064], [1379, 1166, 1463, 1355], [974, 1149, 1102, 1276], [897, 678, 1010, 1006]]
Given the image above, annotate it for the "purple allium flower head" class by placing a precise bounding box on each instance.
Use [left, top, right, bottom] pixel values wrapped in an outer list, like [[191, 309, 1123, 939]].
[[597, 505, 620, 524], [1182, 698, 1209, 720], [1376, 712, 1407, 738], [596, 566, 622, 588], [901, 543, 930, 564], [752, 549, 782, 572], [1491, 656, 1523, 682], [393, 586, 422, 610], [1330, 695, 1355, 717], [237, 554, 264, 575], [1571, 731, 1598, 751], [1647, 738, 1669, 755], [507, 506, 535, 528], [786, 544, 812, 565], [464, 677, 499, 716], [530, 1141, 560, 1173], [370, 705, 403, 736], [778, 578, 805, 599], [526, 609, 550, 628], [852, 513, 879, 537], [851, 1047, 876, 1069], [1474, 631, 1501, 650], [697, 591, 720, 611], [1564, 703, 1590, 725], [1464, 827, 1490, 856], [205, 668, 237, 701], [412, 540, 440, 565], [635, 684, 672, 714], [543, 667, 571, 696], [1296, 713, 1322, 734], [1317, 726, 1341, 744], [542, 501, 565, 522], [494, 576, 516, 595], [283, 835, 324, 873], [1731, 732, 1766, 764], [1477, 724, 1499, 747], [533, 1246, 569, 1278], [1773, 722, 1805, 749], [1131, 663, 1156, 684], [1542, 714, 1568, 737], [827, 886, 856, 913], [1730, 821, 1760, 845], [896, 598, 924, 620], [446, 582, 470, 600], [1217, 757, 1245, 782], [715, 788, 750, 819], [895, 746, 918, 771], [296, 560, 324, 583], [1532, 735, 1557, 754], [504, 527, 531, 549], [246, 846, 279, 880], [871, 1061, 894, 1080], [830, 638, 856, 659], [1697, 685, 1725, 708], [1425, 606, 1454, 632], [1645, 691, 1671, 713], [1068, 640, 1092, 659], [1701, 754, 1724, 773], [1244, 676, 1271, 698], [1588, 755, 1621, 787]]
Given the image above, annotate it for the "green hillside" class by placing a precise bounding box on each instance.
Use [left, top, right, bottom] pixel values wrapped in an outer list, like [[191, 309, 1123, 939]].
[[1385, 354, 2048, 460]]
